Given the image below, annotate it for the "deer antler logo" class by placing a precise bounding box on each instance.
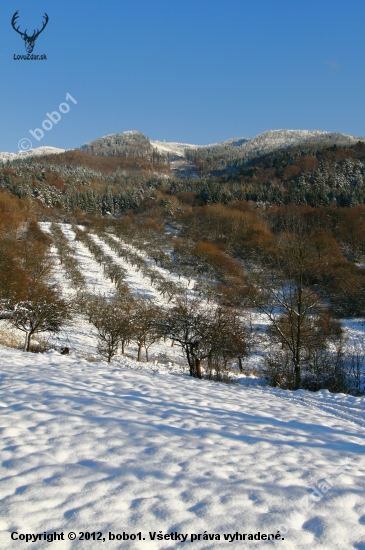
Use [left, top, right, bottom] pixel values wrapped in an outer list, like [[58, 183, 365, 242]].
[[11, 11, 49, 53]]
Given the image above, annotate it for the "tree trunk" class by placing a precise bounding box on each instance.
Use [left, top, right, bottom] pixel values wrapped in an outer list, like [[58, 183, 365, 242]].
[[294, 286, 302, 390], [294, 365, 301, 391], [238, 356, 243, 373], [145, 348, 149, 362], [137, 344, 142, 361], [121, 341, 125, 354], [25, 331, 32, 352], [196, 358, 202, 379], [186, 348, 195, 377]]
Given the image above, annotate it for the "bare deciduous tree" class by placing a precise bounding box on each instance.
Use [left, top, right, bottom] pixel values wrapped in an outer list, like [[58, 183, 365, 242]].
[[253, 213, 342, 390], [131, 299, 162, 361], [5, 286, 70, 352], [86, 290, 134, 362], [160, 296, 246, 379]]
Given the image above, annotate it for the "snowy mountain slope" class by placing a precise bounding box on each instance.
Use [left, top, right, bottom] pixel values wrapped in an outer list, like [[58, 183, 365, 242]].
[[232, 129, 359, 157], [0, 348, 365, 549], [83, 129, 360, 162], [176, 129, 363, 175], [0, 146, 65, 163], [150, 139, 208, 157], [81, 129, 364, 177], [1, 130, 362, 177], [101, 129, 361, 161], [151, 129, 355, 159]]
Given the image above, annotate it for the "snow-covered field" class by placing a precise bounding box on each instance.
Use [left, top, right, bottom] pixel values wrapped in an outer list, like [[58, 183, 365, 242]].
[[1, 222, 365, 549], [1, 348, 365, 550]]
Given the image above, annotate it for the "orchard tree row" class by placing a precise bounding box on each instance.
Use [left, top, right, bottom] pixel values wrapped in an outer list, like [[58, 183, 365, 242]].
[[0, 190, 364, 393]]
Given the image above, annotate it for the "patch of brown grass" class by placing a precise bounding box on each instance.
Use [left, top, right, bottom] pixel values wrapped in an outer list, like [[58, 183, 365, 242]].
[[0, 328, 23, 349]]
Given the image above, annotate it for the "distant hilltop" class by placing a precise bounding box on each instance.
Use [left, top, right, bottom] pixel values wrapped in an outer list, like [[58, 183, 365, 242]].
[[81, 128, 362, 159], [76, 128, 365, 176], [2, 129, 364, 177], [0, 146, 65, 163]]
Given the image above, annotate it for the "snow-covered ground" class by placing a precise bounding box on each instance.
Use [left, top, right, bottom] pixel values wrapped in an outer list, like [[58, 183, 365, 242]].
[[93, 233, 197, 303], [1, 222, 365, 548], [0, 348, 365, 549]]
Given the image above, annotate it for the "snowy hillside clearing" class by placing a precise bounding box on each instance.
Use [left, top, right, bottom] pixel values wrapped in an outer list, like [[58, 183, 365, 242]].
[[34, 223, 365, 378], [35, 223, 197, 365]]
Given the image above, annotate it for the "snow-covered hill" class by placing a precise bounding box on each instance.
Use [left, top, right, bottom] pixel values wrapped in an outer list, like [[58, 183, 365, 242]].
[[0, 146, 65, 163], [231, 129, 360, 156], [0, 347, 364, 549], [85, 128, 362, 162], [150, 139, 209, 157], [82, 129, 364, 177], [151, 129, 356, 158], [152, 130, 361, 176], [1, 130, 363, 177]]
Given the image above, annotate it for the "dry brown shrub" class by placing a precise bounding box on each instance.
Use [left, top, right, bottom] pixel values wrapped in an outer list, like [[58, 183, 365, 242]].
[[0, 328, 23, 349]]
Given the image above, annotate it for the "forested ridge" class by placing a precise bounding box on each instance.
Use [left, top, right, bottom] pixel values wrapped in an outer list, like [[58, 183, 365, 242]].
[[2, 141, 365, 213]]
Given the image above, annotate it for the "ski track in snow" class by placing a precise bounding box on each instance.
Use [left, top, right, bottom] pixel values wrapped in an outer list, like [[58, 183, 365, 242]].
[[281, 391, 365, 432]]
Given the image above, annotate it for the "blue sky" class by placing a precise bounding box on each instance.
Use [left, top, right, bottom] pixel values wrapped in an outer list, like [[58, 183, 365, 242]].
[[1, 0, 365, 151]]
